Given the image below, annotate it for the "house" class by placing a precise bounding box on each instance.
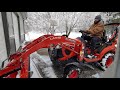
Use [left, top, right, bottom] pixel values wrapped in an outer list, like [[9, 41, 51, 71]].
[[0, 12, 27, 66]]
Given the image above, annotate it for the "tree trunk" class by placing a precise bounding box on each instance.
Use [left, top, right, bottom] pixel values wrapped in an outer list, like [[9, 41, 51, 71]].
[[67, 26, 73, 36], [65, 20, 68, 35]]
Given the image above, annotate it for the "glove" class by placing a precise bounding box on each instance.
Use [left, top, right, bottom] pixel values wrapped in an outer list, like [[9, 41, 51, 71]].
[[79, 30, 87, 33], [79, 30, 84, 33]]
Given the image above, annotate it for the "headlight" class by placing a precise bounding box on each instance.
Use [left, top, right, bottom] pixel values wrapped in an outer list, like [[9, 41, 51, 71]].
[[115, 44, 117, 48], [56, 44, 61, 49]]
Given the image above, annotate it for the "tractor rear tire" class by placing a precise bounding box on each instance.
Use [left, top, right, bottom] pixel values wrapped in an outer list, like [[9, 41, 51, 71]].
[[99, 53, 114, 71]]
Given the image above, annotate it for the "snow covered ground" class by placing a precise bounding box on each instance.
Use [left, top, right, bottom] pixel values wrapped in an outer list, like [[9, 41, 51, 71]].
[[25, 31, 45, 41], [25, 31, 82, 42]]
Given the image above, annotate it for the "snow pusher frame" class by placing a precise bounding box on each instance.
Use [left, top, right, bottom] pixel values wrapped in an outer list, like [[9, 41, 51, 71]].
[[0, 23, 119, 78]]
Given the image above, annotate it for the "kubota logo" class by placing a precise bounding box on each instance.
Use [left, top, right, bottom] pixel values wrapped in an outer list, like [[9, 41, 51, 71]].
[[50, 37, 61, 40], [65, 38, 76, 43]]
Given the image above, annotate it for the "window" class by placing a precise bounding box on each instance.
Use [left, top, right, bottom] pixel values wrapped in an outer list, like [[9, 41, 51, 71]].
[[12, 12, 21, 51]]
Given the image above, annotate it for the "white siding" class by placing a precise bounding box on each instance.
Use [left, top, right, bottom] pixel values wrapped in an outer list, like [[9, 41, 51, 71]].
[[0, 12, 7, 66]]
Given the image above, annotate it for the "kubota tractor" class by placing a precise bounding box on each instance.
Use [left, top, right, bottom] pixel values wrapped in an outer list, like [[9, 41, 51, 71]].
[[0, 23, 119, 78]]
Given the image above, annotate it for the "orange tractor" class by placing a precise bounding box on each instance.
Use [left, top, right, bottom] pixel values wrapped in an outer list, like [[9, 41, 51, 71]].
[[0, 23, 119, 78]]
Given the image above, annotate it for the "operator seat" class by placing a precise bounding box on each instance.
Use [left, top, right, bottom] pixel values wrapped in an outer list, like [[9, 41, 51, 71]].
[[101, 30, 107, 43]]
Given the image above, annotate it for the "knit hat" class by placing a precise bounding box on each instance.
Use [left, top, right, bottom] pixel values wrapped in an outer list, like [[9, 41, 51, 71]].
[[95, 15, 102, 20]]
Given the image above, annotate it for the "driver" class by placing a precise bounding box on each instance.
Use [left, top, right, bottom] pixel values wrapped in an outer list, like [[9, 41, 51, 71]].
[[81, 15, 104, 57]]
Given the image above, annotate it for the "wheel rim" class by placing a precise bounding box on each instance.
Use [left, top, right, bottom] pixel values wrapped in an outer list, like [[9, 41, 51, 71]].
[[106, 57, 113, 67], [68, 70, 79, 78]]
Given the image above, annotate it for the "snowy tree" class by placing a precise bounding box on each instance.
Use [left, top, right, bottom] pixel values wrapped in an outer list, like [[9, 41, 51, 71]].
[[56, 12, 82, 36], [100, 12, 120, 23], [100, 12, 120, 37], [25, 12, 58, 34], [25, 12, 101, 36]]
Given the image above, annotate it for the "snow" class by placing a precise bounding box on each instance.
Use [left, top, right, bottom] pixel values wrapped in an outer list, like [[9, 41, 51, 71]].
[[25, 31, 82, 42], [55, 32, 66, 36], [92, 73, 100, 78], [30, 52, 57, 78], [25, 31, 45, 41], [30, 58, 43, 78], [68, 32, 82, 39]]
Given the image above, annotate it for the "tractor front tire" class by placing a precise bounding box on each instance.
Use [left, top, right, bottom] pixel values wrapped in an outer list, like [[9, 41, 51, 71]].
[[63, 65, 81, 78]]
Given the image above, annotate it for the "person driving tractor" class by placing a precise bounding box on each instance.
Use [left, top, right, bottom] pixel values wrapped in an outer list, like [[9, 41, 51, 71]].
[[80, 15, 104, 58]]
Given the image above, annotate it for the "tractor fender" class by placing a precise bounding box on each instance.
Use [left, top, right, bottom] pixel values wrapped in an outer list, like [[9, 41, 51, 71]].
[[64, 62, 80, 70]]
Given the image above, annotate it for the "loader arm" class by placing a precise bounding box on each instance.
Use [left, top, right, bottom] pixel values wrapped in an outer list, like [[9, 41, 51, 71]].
[[0, 35, 81, 78]]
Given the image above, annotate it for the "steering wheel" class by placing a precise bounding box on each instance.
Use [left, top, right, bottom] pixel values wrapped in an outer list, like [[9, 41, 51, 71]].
[[79, 30, 90, 34]]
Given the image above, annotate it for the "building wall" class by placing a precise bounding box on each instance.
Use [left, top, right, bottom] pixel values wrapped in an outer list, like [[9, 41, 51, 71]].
[[6, 12, 16, 54], [6, 12, 27, 55], [0, 12, 8, 66], [0, 12, 27, 68]]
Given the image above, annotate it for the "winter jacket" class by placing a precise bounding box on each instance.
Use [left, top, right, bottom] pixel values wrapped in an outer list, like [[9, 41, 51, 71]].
[[86, 21, 104, 38]]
